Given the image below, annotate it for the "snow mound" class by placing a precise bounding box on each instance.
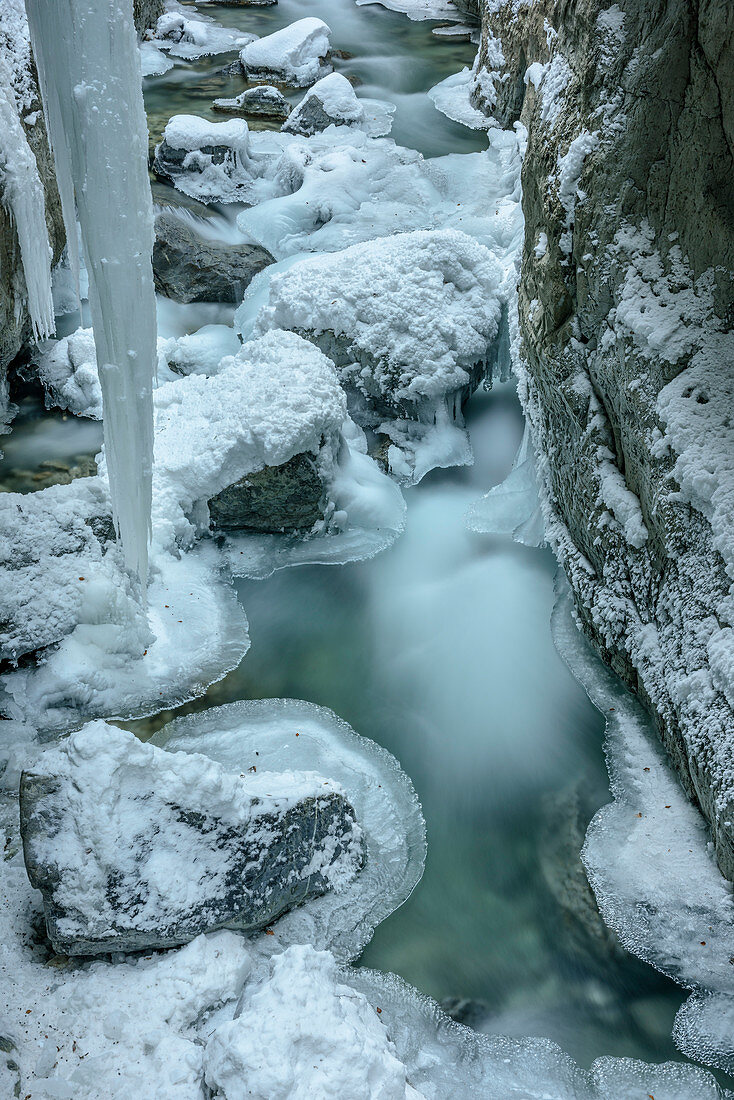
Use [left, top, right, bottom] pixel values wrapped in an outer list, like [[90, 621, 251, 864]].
[[205, 945, 422, 1100], [240, 17, 332, 88], [247, 229, 502, 407], [150, 697, 426, 961], [282, 72, 394, 137], [154, 115, 256, 204]]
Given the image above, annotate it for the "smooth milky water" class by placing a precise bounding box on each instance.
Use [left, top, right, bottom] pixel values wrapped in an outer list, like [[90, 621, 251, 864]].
[[4, 0, 697, 1075]]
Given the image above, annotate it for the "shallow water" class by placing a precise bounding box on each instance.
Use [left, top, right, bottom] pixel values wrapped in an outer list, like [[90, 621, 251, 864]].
[[7, 0, 698, 1075]]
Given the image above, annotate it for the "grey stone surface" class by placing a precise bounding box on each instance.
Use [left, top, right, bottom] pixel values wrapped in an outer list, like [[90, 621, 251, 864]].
[[133, 0, 164, 36], [19, 729, 364, 956], [213, 85, 290, 120], [209, 450, 326, 533], [153, 209, 273, 303], [476, 0, 734, 875], [282, 88, 352, 137]]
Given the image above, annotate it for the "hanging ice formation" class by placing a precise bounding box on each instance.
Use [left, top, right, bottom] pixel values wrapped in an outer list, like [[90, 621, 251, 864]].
[[25, 0, 156, 583], [0, 56, 54, 342]]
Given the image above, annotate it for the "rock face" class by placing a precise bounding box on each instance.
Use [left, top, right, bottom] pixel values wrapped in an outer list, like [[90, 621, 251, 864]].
[[153, 209, 273, 303], [133, 0, 164, 35], [20, 723, 364, 955], [209, 451, 326, 532], [475, 2, 734, 876]]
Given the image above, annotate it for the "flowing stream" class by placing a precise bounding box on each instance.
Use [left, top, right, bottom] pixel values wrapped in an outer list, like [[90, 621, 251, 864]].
[[2, 0, 696, 1076]]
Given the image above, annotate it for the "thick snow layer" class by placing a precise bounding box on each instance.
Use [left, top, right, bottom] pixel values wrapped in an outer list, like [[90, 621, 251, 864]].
[[204, 945, 422, 1100], [0, 55, 54, 341], [283, 72, 394, 137], [151, 697, 426, 961], [240, 18, 332, 88], [553, 581, 734, 1079], [140, 40, 174, 76], [150, 6, 255, 59], [27, 0, 157, 583], [248, 229, 503, 404], [163, 114, 251, 154], [23, 722, 362, 951]]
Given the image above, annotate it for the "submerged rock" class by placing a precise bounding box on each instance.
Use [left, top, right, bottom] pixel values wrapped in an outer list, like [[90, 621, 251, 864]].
[[20, 722, 364, 955], [213, 85, 290, 120], [153, 208, 273, 303], [240, 18, 332, 88]]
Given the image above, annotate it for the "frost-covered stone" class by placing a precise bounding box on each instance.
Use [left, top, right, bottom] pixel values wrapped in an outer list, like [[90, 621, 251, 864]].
[[246, 228, 503, 480], [282, 72, 394, 137], [240, 17, 332, 88], [20, 722, 364, 955], [213, 85, 290, 120], [153, 208, 273, 303], [149, 9, 255, 59], [153, 115, 254, 204], [209, 451, 326, 533], [204, 945, 421, 1100]]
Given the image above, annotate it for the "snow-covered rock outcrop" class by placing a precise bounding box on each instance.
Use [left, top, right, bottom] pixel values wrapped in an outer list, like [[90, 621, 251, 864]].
[[20, 722, 363, 955], [282, 72, 394, 137], [473, 0, 734, 886]]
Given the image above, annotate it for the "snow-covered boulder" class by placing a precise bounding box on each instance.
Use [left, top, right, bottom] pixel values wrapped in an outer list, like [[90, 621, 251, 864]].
[[153, 207, 273, 303], [213, 85, 290, 121], [204, 945, 421, 1100], [153, 115, 253, 204], [35, 327, 104, 419], [152, 329, 348, 546], [20, 722, 364, 955], [282, 72, 394, 137], [240, 18, 332, 88], [245, 229, 504, 480]]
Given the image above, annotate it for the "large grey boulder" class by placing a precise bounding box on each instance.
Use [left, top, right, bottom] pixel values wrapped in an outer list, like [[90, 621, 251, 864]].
[[476, 1, 734, 876], [153, 209, 273, 303], [20, 722, 364, 956], [209, 450, 325, 532]]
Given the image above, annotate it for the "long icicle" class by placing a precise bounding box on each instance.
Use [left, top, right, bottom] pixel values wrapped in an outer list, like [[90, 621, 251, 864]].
[[25, 0, 155, 586]]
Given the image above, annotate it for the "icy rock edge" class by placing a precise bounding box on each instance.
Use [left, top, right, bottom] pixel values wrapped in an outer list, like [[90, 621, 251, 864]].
[[150, 697, 427, 961]]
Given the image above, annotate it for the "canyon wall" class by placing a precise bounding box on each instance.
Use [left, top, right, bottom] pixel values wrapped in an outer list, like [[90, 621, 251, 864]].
[[473, 1, 734, 875]]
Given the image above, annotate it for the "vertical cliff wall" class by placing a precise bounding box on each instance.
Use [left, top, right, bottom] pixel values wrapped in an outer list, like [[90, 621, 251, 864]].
[[473, 1, 734, 876]]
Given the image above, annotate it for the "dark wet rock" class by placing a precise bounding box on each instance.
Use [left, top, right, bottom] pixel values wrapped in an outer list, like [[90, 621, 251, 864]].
[[209, 451, 325, 533], [153, 210, 273, 304], [20, 723, 364, 956], [133, 0, 164, 35], [213, 86, 291, 121]]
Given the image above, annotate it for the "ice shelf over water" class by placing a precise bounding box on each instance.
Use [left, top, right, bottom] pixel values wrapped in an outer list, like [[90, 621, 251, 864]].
[[151, 698, 427, 960], [27, 0, 156, 583]]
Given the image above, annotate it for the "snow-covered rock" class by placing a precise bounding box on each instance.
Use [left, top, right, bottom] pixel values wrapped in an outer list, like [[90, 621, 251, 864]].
[[213, 85, 290, 120], [240, 17, 332, 88], [245, 229, 503, 481], [153, 207, 273, 303], [20, 722, 364, 955], [204, 945, 422, 1100], [153, 115, 254, 204], [282, 72, 394, 137]]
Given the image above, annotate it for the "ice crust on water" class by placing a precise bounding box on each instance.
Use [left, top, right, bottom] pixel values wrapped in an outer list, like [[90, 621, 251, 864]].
[[204, 945, 423, 1100], [552, 580, 734, 1078], [282, 72, 395, 137], [151, 697, 427, 961], [240, 18, 332, 87], [466, 422, 545, 545], [428, 64, 496, 132], [150, 6, 255, 60], [27, 0, 156, 583], [354, 0, 460, 21]]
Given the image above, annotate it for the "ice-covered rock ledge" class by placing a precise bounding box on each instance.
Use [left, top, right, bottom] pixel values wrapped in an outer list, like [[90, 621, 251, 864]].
[[472, 1, 734, 883], [20, 722, 363, 955]]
